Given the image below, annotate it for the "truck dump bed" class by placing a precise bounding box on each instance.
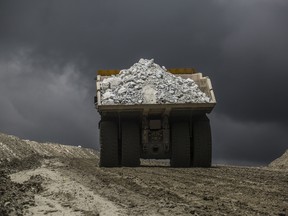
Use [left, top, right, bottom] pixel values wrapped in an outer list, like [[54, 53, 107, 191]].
[[95, 70, 216, 114]]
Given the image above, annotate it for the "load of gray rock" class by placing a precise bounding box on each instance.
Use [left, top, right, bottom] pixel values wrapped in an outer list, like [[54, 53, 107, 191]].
[[100, 58, 210, 105]]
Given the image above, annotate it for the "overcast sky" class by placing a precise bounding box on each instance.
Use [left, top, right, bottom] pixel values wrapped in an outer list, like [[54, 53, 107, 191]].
[[0, 0, 287, 165]]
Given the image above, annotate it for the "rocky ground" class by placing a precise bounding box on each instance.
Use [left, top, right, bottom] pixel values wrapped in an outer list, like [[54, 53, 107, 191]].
[[0, 133, 287, 215]]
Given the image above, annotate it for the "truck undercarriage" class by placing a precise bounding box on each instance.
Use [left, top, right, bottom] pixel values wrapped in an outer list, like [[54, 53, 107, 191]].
[[99, 109, 211, 167]]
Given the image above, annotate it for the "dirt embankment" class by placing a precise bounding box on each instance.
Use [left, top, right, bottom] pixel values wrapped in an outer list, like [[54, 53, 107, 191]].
[[0, 132, 97, 164], [0, 133, 101, 215], [0, 132, 287, 216], [269, 150, 288, 170]]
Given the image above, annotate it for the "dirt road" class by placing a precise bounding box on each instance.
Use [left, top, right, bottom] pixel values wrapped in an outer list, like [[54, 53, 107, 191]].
[[0, 133, 287, 215], [2, 155, 287, 216]]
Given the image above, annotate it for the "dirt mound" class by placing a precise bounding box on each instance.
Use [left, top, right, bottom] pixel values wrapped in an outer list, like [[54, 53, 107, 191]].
[[0, 132, 98, 164], [0, 132, 104, 216], [269, 149, 288, 170]]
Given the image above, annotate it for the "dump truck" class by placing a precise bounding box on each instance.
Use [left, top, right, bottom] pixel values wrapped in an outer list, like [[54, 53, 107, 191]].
[[95, 68, 216, 167]]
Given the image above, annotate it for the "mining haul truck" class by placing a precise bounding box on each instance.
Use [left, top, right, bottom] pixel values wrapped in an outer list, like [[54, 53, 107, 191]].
[[95, 68, 216, 167]]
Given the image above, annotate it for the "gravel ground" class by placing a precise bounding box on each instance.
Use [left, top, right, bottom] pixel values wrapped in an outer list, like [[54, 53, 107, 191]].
[[59, 157, 288, 216], [0, 133, 287, 215]]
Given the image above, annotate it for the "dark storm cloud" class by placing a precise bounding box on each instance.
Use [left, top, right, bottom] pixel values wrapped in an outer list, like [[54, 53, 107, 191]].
[[210, 113, 287, 165], [215, 0, 288, 125], [0, 1, 229, 67], [0, 49, 98, 146], [0, 0, 287, 164]]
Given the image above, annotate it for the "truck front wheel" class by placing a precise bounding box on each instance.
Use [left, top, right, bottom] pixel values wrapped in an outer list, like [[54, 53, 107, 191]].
[[121, 121, 140, 167], [99, 121, 119, 167]]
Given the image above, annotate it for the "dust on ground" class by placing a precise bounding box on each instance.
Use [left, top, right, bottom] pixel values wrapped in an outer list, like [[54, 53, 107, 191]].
[[0, 133, 287, 215]]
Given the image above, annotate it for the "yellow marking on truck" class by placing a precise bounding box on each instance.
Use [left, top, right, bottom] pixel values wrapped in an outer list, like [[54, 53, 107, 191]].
[[97, 69, 120, 76], [168, 68, 197, 74]]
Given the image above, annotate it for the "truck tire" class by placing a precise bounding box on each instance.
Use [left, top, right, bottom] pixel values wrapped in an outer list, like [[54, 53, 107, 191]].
[[121, 121, 140, 167], [192, 115, 212, 167], [99, 121, 119, 167], [171, 122, 190, 167]]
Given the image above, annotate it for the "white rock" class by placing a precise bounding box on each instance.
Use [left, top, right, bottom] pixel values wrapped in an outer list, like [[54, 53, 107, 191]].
[[142, 85, 157, 104], [118, 87, 127, 94], [100, 82, 110, 90], [110, 77, 121, 89], [102, 91, 115, 100]]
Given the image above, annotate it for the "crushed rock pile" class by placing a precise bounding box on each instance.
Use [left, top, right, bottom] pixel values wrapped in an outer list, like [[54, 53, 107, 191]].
[[269, 149, 288, 170], [100, 58, 210, 105]]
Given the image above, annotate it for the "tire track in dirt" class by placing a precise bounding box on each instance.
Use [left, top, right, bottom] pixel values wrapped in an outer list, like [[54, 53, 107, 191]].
[[59, 158, 288, 216], [60, 158, 198, 215]]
